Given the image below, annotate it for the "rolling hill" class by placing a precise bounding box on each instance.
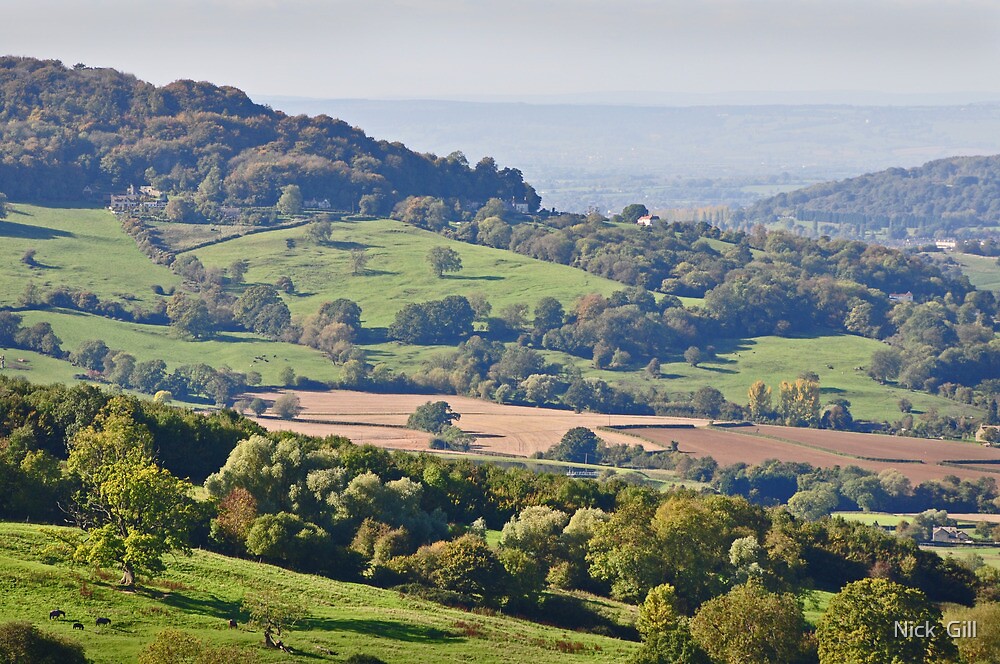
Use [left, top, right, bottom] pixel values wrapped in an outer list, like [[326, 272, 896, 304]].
[[0, 203, 983, 429], [746, 154, 1000, 237], [0, 523, 637, 664]]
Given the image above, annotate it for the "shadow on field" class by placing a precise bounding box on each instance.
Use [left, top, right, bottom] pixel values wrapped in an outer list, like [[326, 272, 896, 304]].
[[0, 220, 74, 240], [322, 240, 368, 251], [298, 617, 452, 643], [357, 269, 398, 277], [159, 591, 244, 622], [700, 365, 737, 374], [445, 274, 502, 281]]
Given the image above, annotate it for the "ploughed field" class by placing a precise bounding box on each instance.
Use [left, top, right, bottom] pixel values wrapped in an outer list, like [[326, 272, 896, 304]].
[[630, 425, 1000, 482], [251, 389, 707, 456], [248, 389, 1000, 483]]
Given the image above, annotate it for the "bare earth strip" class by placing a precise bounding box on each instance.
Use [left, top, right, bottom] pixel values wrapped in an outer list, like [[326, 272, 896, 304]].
[[752, 424, 1000, 465], [630, 427, 999, 482], [250, 389, 707, 456], [248, 389, 999, 482]]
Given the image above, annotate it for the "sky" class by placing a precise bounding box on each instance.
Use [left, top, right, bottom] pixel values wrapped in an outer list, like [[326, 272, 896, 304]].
[[5, 0, 1000, 103]]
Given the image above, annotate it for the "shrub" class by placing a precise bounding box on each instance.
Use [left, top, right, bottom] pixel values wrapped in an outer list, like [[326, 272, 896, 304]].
[[0, 621, 88, 664]]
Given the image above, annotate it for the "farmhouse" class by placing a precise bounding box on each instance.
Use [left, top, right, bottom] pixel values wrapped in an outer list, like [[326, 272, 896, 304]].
[[636, 214, 660, 227], [931, 526, 973, 544], [109, 184, 166, 212]]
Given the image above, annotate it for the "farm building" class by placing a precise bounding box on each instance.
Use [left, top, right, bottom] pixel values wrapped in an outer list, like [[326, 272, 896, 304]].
[[931, 526, 973, 544]]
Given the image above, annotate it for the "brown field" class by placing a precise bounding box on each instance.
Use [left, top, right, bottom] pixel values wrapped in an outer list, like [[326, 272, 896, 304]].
[[250, 389, 707, 456], [631, 426, 1000, 482], [247, 389, 1000, 483], [753, 425, 1000, 465]]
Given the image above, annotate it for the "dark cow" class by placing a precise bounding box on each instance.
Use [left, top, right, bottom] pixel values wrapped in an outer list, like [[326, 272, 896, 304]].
[[228, 619, 237, 629], [49, 609, 65, 620], [95, 617, 111, 627], [72, 623, 84, 630]]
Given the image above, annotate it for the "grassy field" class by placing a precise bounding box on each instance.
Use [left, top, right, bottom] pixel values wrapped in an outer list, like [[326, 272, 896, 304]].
[[190, 218, 625, 326], [0, 523, 637, 664], [924, 545, 1000, 571], [800, 589, 835, 627], [0, 206, 982, 426], [549, 333, 978, 423], [18, 309, 341, 386], [0, 347, 84, 384], [949, 252, 1000, 292], [0, 204, 180, 308]]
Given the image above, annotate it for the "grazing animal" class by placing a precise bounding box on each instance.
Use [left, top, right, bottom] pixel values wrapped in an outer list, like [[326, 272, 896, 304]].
[[228, 619, 237, 629], [95, 617, 111, 627], [72, 623, 84, 630], [49, 609, 65, 619]]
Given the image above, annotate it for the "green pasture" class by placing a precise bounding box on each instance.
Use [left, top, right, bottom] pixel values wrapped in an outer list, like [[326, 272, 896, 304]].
[[0, 347, 83, 385], [923, 545, 1000, 571], [800, 589, 835, 627], [190, 218, 624, 326], [950, 252, 1000, 292], [548, 333, 978, 423], [0, 204, 180, 308], [0, 523, 637, 664], [17, 309, 341, 386]]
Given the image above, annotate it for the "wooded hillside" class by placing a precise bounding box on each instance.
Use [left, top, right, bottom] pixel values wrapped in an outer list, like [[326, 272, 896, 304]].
[[0, 57, 539, 211], [745, 154, 1000, 235]]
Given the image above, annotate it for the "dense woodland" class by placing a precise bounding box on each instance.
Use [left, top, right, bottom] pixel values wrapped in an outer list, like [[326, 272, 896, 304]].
[[0, 57, 539, 213], [1, 378, 998, 662], [744, 155, 1000, 237]]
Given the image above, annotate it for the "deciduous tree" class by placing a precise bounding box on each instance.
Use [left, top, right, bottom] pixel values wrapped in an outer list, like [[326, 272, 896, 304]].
[[66, 399, 197, 587], [689, 581, 807, 664], [427, 246, 463, 278], [817, 578, 957, 663]]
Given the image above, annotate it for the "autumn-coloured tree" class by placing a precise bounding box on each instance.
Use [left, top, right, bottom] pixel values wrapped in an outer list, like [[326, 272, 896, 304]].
[[747, 380, 772, 421], [778, 378, 820, 426]]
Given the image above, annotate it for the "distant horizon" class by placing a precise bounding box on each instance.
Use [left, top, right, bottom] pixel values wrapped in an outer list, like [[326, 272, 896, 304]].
[[255, 90, 1000, 109], [6, 0, 999, 103]]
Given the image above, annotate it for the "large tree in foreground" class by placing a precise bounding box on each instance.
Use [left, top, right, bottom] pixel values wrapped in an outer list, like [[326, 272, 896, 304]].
[[67, 398, 197, 587], [817, 578, 957, 664], [689, 580, 807, 664]]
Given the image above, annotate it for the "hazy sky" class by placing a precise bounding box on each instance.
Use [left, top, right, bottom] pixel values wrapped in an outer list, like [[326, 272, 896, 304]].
[[6, 0, 1000, 101]]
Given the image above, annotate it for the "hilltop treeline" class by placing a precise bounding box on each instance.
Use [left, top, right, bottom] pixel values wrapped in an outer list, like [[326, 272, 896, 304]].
[[2, 381, 997, 663], [743, 154, 1000, 235], [0, 57, 539, 212]]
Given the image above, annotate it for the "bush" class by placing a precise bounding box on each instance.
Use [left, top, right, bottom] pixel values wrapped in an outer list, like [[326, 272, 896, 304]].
[[345, 656, 389, 664], [0, 621, 89, 664], [272, 393, 302, 419]]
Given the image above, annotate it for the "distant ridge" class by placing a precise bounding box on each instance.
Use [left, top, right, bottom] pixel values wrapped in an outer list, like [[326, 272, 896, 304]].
[[745, 154, 1000, 235], [0, 56, 539, 212]]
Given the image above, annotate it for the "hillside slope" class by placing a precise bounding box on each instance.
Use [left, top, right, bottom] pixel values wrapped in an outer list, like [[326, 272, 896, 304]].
[[191, 216, 625, 326], [0, 523, 636, 664], [746, 154, 1000, 235], [0, 56, 537, 211]]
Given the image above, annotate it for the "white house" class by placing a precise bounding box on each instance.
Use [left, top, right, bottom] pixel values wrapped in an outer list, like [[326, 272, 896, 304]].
[[931, 526, 973, 544], [636, 214, 660, 227]]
